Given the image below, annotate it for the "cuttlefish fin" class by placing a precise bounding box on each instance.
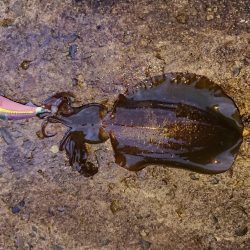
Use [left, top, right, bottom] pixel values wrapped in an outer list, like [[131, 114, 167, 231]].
[[127, 72, 243, 133]]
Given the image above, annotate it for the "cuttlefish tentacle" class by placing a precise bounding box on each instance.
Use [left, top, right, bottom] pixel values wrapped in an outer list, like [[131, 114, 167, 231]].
[[60, 131, 98, 177], [38, 92, 76, 138], [59, 129, 71, 151], [41, 115, 73, 138], [41, 119, 57, 138]]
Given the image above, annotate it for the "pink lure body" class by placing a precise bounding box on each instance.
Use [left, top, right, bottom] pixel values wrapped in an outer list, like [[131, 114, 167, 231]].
[[0, 96, 45, 120]]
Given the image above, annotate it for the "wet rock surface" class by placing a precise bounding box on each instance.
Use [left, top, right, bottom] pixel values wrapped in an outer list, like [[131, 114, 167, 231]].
[[0, 0, 249, 249]]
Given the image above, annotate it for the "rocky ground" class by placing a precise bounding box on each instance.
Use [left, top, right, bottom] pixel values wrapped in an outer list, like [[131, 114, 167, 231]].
[[0, 0, 249, 249]]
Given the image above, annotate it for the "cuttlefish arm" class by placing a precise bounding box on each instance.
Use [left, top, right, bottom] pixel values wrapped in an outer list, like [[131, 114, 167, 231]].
[[0, 96, 49, 121]]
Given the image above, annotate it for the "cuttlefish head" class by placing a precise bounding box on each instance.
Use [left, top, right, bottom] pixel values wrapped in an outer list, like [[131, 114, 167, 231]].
[[37, 92, 75, 137], [38, 92, 75, 118]]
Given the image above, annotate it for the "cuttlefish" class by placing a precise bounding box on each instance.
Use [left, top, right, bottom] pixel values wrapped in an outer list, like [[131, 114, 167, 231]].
[[40, 72, 244, 177]]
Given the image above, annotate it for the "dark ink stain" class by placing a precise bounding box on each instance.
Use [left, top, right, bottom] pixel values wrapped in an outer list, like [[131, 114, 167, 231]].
[[11, 200, 25, 214], [40, 72, 244, 176], [68, 44, 78, 60]]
